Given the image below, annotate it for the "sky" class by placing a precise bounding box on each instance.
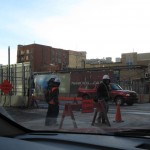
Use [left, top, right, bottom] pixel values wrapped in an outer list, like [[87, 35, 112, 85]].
[[1, 0, 150, 65]]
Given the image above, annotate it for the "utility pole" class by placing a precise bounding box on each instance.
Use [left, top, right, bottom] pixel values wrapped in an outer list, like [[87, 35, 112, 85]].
[[8, 46, 10, 81], [8, 46, 11, 106]]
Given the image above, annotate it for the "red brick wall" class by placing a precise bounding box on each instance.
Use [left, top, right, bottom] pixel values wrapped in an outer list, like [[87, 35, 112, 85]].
[[17, 44, 69, 72]]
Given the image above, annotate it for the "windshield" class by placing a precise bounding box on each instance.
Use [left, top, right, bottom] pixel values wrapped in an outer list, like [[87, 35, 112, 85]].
[[0, 0, 150, 136], [110, 83, 123, 90]]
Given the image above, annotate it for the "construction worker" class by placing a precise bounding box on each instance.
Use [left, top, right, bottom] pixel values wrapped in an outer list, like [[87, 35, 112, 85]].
[[45, 76, 60, 126], [96, 74, 111, 124]]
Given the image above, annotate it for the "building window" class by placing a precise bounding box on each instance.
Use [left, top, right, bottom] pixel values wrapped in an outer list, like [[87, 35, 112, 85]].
[[21, 56, 24, 61], [58, 58, 61, 63], [26, 56, 29, 60], [26, 49, 30, 54], [21, 50, 24, 55]]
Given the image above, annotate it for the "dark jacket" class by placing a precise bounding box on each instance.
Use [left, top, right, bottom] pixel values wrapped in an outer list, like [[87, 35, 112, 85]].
[[96, 81, 110, 101], [45, 86, 59, 105]]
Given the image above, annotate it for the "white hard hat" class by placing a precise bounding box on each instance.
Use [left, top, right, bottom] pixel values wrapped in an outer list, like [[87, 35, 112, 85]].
[[49, 75, 61, 83], [54, 77, 61, 83], [102, 75, 110, 80]]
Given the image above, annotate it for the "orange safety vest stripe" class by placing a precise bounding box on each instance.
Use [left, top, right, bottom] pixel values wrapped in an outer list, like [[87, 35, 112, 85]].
[[52, 87, 58, 92], [48, 87, 58, 104], [48, 100, 55, 104]]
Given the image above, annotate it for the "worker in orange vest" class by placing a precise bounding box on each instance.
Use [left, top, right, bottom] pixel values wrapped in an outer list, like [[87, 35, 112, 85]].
[[45, 76, 61, 126]]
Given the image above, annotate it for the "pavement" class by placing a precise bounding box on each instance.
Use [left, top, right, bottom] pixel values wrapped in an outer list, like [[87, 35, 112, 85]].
[[2, 101, 150, 133]]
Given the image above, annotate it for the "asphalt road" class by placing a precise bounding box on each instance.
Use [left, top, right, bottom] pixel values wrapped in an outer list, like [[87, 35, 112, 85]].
[[3, 102, 150, 132]]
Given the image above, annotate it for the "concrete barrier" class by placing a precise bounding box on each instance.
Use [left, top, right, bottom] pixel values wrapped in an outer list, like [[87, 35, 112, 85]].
[[0, 95, 28, 107]]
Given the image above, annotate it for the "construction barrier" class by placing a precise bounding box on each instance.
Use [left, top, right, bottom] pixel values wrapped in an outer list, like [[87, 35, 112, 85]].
[[59, 103, 79, 129], [91, 100, 111, 127], [59, 96, 82, 108], [82, 99, 94, 113], [58, 96, 82, 101], [32, 96, 114, 128], [59, 99, 95, 128]]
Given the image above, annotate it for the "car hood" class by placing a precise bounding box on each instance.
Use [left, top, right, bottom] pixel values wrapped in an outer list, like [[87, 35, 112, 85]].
[[114, 90, 136, 94]]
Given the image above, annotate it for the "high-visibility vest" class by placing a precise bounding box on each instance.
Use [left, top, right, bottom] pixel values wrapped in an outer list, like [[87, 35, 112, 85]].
[[52, 87, 58, 92], [48, 87, 58, 104]]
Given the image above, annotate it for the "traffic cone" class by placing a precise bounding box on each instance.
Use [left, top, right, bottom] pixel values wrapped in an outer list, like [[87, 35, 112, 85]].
[[114, 103, 124, 123]]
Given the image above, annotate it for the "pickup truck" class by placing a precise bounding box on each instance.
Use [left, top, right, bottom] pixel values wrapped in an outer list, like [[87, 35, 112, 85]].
[[77, 83, 138, 106]]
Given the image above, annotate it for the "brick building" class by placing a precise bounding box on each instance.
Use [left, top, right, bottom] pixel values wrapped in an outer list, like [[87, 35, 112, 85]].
[[17, 43, 86, 72]]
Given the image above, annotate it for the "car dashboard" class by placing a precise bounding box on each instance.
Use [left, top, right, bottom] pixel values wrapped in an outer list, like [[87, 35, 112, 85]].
[[0, 131, 150, 150]]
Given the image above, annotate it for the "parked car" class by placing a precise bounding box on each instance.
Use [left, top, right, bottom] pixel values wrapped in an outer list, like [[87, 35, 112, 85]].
[[77, 83, 138, 106], [110, 83, 138, 106]]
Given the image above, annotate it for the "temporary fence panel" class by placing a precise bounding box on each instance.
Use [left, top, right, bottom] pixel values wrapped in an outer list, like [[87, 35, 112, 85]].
[[0, 63, 31, 96], [69, 70, 114, 95]]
